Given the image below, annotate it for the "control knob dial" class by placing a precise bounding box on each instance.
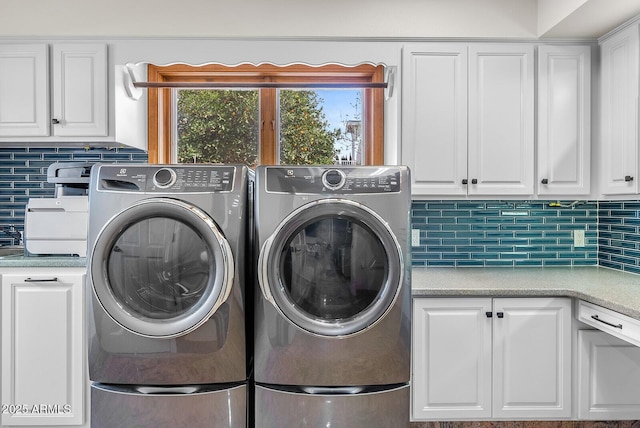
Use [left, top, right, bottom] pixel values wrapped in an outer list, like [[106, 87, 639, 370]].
[[153, 168, 177, 188], [322, 169, 346, 190]]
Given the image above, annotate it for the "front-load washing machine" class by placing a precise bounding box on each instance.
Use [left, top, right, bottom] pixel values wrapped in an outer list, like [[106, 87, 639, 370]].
[[87, 164, 249, 427], [253, 165, 411, 427]]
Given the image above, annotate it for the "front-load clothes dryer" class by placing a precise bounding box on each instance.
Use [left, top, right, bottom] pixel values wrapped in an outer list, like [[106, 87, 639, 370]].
[[253, 165, 411, 428], [87, 164, 248, 428]]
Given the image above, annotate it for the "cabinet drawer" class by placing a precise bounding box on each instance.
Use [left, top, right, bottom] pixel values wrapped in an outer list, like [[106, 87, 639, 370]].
[[578, 300, 640, 347]]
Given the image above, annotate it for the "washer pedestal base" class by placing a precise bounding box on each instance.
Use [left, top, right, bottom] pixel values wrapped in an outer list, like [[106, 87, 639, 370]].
[[255, 383, 409, 428], [91, 383, 246, 428]]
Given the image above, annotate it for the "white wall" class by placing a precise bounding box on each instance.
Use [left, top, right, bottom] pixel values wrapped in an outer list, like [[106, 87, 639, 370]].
[[0, 0, 538, 38], [537, 0, 587, 35]]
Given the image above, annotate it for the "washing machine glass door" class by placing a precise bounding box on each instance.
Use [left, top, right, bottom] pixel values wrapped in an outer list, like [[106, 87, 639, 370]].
[[91, 198, 234, 338], [259, 199, 403, 337]]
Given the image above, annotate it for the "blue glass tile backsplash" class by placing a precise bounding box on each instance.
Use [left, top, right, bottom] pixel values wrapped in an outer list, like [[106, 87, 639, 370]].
[[411, 200, 598, 268], [598, 201, 640, 275], [0, 147, 147, 246], [2, 146, 640, 275]]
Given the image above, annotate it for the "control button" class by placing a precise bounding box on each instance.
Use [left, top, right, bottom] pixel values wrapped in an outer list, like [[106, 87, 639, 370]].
[[153, 168, 177, 188], [322, 169, 346, 190]]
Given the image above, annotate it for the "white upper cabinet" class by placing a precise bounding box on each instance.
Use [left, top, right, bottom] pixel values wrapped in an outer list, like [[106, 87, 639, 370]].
[[52, 44, 107, 137], [537, 45, 591, 195], [0, 44, 50, 137], [403, 43, 535, 197], [467, 44, 535, 196], [403, 42, 596, 198], [0, 43, 108, 140], [600, 23, 640, 195], [402, 44, 468, 195]]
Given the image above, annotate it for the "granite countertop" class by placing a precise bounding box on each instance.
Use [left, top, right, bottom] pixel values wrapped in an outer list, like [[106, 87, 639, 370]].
[[412, 266, 640, 321], [0, 255, 86, 268]]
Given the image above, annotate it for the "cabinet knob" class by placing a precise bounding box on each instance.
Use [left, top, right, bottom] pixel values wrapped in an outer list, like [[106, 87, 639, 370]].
[[471, 178, 478, 184], [51, 118, 60, 125], [486, 311, 493, 318], [541, 178, 548, 184], [496, 312, 504, 318], [462, 179, 468, 185], [625, 175, 634, 182]]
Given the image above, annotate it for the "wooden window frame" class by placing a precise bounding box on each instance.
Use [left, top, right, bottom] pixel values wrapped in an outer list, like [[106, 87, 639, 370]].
[[147, 63, 384, 165]]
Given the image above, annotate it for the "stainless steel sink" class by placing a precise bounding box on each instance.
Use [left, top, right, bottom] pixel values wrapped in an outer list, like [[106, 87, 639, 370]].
[[0, 246, 25, 257]]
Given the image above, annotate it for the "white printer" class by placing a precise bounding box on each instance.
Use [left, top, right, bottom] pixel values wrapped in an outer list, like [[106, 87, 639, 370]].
[[25, 162, 92, 257]]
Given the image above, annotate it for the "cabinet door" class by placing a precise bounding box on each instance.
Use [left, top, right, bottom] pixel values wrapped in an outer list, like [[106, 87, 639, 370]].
[[1, 271, 85, 425], [538, 45, 591, 195], [492, 297, 571, 419], [468, 44, 534, 196], [402, 44, 468, 196], [412, 298, 492, 420], [577, 330, 640, 420], [600, 23, 640, 195], [0, 44, 49, 137], [52, 43, 107, 137]]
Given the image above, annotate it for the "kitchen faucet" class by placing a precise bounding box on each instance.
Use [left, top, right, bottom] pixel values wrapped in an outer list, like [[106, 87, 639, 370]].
[[0, 226, 22, 245]]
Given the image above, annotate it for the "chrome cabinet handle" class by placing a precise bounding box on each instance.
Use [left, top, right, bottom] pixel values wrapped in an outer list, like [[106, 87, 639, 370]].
[[591, 314, 623, 329]]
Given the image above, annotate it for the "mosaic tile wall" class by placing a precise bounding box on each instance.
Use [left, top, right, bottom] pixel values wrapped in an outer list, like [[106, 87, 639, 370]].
[[598, 201, 640, 275], [0, 147, 147, 246], [411, 200, 599, 267]]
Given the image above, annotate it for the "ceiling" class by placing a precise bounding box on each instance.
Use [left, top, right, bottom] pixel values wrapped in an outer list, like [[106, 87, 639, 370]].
[[539, 0, 640, 38]]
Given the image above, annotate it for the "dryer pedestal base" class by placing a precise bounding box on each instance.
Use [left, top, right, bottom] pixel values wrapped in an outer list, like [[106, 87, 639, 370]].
[[255, 383, 409, 428], [91, 383, 246, 428]]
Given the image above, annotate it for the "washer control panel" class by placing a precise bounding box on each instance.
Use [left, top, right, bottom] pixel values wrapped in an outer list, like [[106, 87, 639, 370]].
[[265, 166, 401, 194], [97, 165, 236, 192]]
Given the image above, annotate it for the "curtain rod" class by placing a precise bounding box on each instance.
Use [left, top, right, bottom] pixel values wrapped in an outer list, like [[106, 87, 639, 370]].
[[122, 65, 396, 99], [133, 81, 387, 89]]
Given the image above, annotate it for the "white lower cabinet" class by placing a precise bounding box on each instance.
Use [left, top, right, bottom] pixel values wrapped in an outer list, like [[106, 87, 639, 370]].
[[412, 297, 572, 421], [1, 268, 86, 426], [577, 330, 640, 420]]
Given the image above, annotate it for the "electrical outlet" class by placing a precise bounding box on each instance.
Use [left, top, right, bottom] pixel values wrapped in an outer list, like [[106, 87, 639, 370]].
[[574, 230, 585, 248], [411, 229, 420, 247]]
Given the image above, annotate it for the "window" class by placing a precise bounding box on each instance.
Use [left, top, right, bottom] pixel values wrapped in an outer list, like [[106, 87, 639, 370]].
[[147, 64, 384, 165]]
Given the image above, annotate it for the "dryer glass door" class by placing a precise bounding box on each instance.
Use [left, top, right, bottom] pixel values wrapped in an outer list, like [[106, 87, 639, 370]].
[[259, 199, 403, 337], [91, 198, 234, 338]]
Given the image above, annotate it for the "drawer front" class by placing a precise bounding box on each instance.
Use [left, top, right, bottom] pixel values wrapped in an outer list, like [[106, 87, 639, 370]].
[[578, 300, 640, 347]]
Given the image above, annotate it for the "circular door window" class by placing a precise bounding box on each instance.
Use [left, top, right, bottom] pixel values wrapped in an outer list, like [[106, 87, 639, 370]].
[[259, 199, 403, 337], [90, 198, 233, 338]]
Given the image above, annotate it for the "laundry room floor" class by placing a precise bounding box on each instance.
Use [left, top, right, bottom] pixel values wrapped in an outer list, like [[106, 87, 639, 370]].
[[410, 422, 640, 428]]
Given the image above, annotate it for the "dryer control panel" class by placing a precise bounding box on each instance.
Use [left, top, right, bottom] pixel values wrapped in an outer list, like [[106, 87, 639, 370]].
[[96, 165, 236, 192], [265, 166, 401, 194]]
